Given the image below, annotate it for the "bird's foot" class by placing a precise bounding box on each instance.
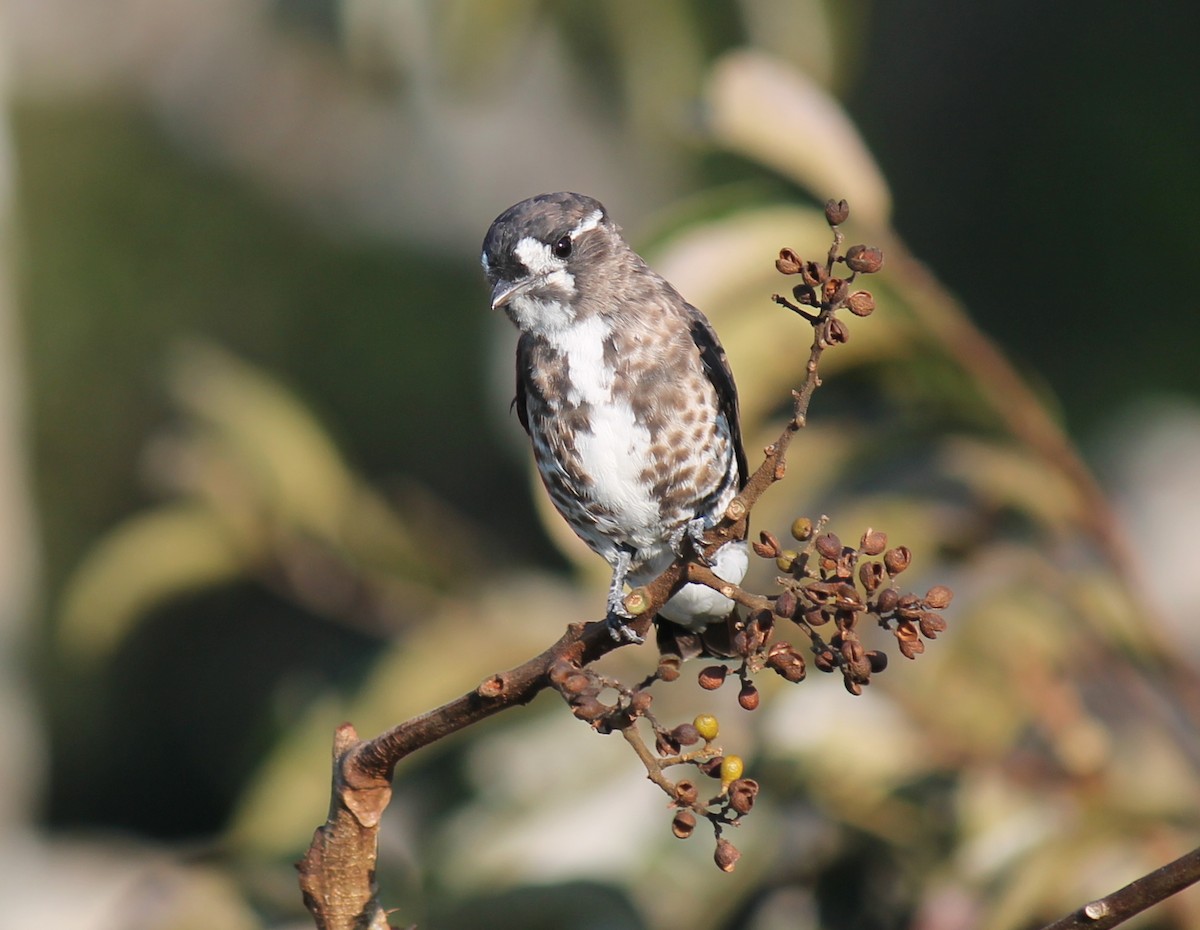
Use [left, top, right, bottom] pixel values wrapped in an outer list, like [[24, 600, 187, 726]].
[[604, 548, 644, 643], [670, 517, 711, 566], [605, 610, 644, 644]]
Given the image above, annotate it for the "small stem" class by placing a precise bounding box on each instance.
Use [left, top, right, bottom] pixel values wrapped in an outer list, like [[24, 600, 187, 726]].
[[620, 722, 685, 798], [1038, 844, 1200, 930]]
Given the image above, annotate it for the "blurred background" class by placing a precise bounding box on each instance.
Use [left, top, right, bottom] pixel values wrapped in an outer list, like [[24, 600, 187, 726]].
[[3, 1, 1200, 928]]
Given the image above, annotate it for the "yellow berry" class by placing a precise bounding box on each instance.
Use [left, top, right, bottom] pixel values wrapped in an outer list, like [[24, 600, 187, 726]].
[[720, 754, 744, 787], [693, 713, 719, 742]]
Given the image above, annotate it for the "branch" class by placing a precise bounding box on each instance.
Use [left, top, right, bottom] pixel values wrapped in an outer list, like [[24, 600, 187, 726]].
[[296, 607, 665, 930], [1038, 845, 1200, 930]]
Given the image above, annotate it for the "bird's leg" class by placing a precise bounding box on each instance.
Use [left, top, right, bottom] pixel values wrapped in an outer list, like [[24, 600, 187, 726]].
[[669, 517, 711, 566], [605, 547, 644, 643]]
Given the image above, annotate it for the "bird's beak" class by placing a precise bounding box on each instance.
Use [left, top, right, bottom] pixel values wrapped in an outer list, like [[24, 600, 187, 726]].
[[490, 277, 534, 311]]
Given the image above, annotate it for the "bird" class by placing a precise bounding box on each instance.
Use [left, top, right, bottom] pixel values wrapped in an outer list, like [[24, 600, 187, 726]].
[[482, 192, 748, 649]]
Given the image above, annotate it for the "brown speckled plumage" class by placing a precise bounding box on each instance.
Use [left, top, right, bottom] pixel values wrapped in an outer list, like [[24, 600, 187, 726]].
[[483, 192, 747, 633]]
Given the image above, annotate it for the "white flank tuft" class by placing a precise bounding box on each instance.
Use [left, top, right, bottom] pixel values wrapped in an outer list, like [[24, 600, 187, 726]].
[[657, 540, 749, 630]]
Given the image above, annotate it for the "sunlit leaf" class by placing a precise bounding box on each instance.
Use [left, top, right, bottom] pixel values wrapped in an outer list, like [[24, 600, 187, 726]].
[[705, 50, 892, 228], [57, 503, 246, 662]]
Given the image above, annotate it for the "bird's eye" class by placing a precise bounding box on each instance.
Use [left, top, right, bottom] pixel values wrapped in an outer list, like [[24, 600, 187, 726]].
[[553, 235, 573, 259]]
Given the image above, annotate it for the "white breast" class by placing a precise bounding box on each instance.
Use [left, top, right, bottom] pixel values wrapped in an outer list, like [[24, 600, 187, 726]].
[[547, 317, 663, 554]]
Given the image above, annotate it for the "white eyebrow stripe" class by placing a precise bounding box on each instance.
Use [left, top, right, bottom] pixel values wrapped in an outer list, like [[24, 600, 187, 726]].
[[570, 209, 604, 238]]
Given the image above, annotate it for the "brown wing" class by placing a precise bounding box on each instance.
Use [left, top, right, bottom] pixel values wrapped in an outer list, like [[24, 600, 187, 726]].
[[514, 333, 532, 435], [688, 307, 747, 488]]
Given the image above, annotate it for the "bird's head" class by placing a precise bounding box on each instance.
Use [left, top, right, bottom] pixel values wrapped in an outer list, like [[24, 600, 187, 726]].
[[481, 192, 623, 335]]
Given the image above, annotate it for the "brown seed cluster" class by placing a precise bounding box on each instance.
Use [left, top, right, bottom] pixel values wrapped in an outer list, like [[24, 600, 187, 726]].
[[699, 517, 952, 699], [752, 520, 952, 694], [772, 198, 884, 344], [548, 658, 759, 871]]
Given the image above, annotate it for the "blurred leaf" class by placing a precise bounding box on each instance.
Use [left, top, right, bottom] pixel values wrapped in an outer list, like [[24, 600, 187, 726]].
[[939, 436, 1085, 535], [57, 503, 244, 662], [705, 49, 892, 228], [169, 341, 361, 540], [57, 342, 450, 663], [227, 575, 581, 858]]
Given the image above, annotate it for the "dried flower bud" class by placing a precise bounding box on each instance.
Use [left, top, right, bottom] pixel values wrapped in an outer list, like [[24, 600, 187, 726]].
[[655, 731, 681, 756], [803, 606, 831, 627], [924, 585, 954, 609], [895, 620, 926, 659], [896, 593, 922, 620], [844, 244, 884, 274], [698, 665, 728, 691], [847, 290, 876, 316], [815, 533, 843, 559], [774, 589, 799, 620], [918, 612, 948, 639], [823, 277, 849, 305], [832, 609, 857, 632], [698, 757, 725, 779], [790, 517, 813, 541], [735, 621, 767, 657], [866, 650, 888, 673], [657, 654, 682, 682], [630, 690, 653, 714], [728, 778, 759, 814], [801, 580, 834, 604], [775, 247, 803, 275], [738, 683, 760, 711], [792, 283, 817, 305], [666, 727, 695, 750], [884, 546, 912, 575], [572, 697, 607, 722], [875, 587, 900, 613], [753, 608, 774, 634], [859, 560, 885, 593], [752, 538, 777, 559], [801, 260, 827, 288], [834, 582, 862, 608], [813, 649, 837, 673], [715, 838, 741, 872], [672, 809, 697, 839], [825, 198, 850, 226], [826, 317, 850, 345], [675, 779, 699, 806], [898, 636, 926, 660], [860, 528, 887, 555], [776, 549, 799, 572], [767, 641, 807, 682], [843, 676, 864, 696]]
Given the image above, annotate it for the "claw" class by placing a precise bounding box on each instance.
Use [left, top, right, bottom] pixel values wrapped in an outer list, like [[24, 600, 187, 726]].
[[606, 613, 644, 643], [670, 517, 711, 566]]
